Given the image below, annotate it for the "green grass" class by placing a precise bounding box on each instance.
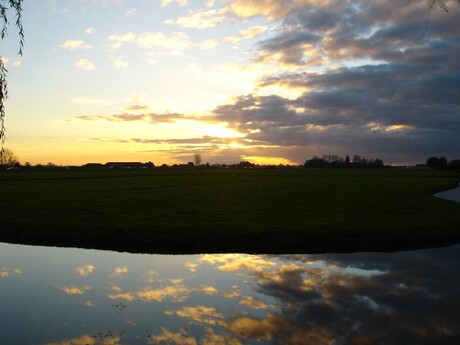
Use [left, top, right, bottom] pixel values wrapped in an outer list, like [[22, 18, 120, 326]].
[[1, 168, 459, 253]]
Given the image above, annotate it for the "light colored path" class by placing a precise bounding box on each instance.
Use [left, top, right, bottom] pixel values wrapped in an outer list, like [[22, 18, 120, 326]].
[[434, 183, 460, 202]]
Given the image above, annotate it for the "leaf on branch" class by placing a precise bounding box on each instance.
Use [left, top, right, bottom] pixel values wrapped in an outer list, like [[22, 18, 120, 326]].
[[438, 0, 449, 11]]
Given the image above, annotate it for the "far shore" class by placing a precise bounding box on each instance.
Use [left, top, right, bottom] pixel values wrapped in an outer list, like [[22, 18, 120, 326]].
[[1, 226, 459, 255], [1, 168, 459, 255]]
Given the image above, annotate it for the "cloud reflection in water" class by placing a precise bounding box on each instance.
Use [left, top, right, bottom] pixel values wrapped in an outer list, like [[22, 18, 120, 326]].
[[0, 243, 458, 345]]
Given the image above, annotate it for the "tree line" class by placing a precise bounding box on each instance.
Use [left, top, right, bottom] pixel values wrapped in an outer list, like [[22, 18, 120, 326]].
[[2, 147, 460, 171], [304, 155, 385, 169], [426, 156, 460, 169]]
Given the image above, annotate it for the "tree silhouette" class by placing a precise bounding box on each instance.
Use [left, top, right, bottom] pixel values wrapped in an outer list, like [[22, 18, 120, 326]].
[[194, 153, 202, 166], [0, 0, 24, 151], [0, 146, 18, 165]]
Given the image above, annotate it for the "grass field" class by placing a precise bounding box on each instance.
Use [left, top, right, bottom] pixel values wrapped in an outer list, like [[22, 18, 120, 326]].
[[1, 168, 459, 253]]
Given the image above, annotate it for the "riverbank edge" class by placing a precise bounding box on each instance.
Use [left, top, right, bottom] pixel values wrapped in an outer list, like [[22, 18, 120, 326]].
[[1, 225, 459, 255]]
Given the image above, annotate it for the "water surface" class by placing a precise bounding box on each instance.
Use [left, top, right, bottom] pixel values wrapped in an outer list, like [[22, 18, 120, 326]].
[[435, 183, 460, 202], [1, 242, 459, 344]]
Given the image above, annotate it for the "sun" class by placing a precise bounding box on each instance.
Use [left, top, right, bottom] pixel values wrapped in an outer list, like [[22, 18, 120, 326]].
[[229, 142, 241, 148]]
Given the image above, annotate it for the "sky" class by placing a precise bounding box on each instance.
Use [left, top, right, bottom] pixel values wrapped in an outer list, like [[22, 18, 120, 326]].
[[2, 0, 459, 166]]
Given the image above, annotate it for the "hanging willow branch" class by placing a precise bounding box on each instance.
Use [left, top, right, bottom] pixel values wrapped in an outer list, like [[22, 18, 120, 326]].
[[0, 0, 23, 149], [427, 0, 460, 28]]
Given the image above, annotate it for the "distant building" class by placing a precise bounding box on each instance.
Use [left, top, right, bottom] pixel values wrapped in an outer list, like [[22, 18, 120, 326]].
[[82, 163, 105, 169], [105, 162, 145, 169]]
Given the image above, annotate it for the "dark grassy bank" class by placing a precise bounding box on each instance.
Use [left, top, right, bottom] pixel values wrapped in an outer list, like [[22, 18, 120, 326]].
[[1, 168, 459, 254]]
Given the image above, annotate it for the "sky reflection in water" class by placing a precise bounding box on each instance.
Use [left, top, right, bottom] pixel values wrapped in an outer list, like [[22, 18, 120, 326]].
[[0, 243, 459, 345]]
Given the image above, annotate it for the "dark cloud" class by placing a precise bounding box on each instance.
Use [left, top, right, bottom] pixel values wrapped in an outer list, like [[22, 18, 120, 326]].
[[213, 94, 301, 129], [230, 18, 460, 161], [257, 31, 322, 65], [223, 1, 460, 162]]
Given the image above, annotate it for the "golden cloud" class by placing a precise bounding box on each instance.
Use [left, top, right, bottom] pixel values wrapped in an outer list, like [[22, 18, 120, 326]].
[[185, 262, 198, 272], [222, 290, 240, 299], [138, 285, 191, 302], [224, 313, 287, 340], [225, 0, 326, 20], [199, 254, 277, 273], [45, 334, 123, 345], [107, 283, 192, 303], [112, 266, 128, 277], [239, 25, 267, 38], [76, 265, 94, 276], [0, 268, 22, 278], [107, 285, 136, 301], [61, 285, 92, 295], [45, 334, 95, 345], [200, 285, 219, 295], [223, 312, 335, 343], [165, 9, 226, 29], [238, 295, 267, 309], [175, 306, 224, 325], [201, 329, 243, 345], [148, 328, 196, 345]]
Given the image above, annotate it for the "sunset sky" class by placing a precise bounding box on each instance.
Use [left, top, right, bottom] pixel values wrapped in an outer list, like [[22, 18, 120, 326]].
[[2, 0, 459, 165]]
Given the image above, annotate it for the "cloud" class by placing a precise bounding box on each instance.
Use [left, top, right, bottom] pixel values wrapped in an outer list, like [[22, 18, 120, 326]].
[[66, 1, 459, 164], [73, 112, 188, 123], [223, 313, 335, 344], [125, 8, 136, 17], [76, 265, 94, 276], [165, 8, 226, 29], [61, 39, 92, 50], [45, 334, 98, 345], [199, 254, 277, 273], [108, 31, 192, 51], [148, 328, 196, 345], [225, 0, 323, 21], [107, 30, 221, 53], [75, 58, 94, 70], [107, 283, 192, 303], [112, 266, 128, 277], [201, 329, 243, 345], [61, 285, 92, 295], [137, 285, 191, 302], [200, 285, 219, 295], [239, 25, 268, 38], [111, 56, 128, 69], [160, 0, 188, 7], [238, 295, 267, 309], [0, 267, 22, 278], [209, 46, 460, 162], [107, 285, 136, 301], [175, 305, 224, 325], [244, 248, 460, 344]]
